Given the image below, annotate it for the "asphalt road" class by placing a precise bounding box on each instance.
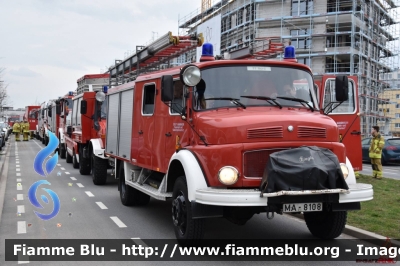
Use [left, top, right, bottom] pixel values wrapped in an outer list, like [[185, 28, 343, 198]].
[[0, 139, 398, 265], [359, 163, 400, 180]]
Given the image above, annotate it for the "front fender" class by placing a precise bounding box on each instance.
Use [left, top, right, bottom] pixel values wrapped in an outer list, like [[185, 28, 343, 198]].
[[345, 156, 356, 185], [90, 138, 106, 159], [167, 149, 208, 201]]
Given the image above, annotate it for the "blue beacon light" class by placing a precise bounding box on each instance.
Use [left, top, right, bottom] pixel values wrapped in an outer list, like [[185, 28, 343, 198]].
[[200, 43, 215, 62], [103, 86, 108, 93], [283, 45, 297, 62], [68, 91, 74, 96]]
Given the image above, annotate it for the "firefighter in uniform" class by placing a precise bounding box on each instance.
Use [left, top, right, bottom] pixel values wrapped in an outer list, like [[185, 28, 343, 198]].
[[369, 126, 385, 179], [22, 119, 30, 141], [13, 120, 21, 141]]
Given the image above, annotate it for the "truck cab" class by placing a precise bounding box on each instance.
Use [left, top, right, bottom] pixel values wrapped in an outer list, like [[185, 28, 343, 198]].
[[54, 92, 74, 159], [64, 74, 109, 179]]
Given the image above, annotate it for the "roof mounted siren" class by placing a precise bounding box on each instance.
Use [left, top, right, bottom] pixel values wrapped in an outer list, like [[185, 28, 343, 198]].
[[283, 45, 297, 63], [200, 43, 215, 62], [103, 86, 108, 93]]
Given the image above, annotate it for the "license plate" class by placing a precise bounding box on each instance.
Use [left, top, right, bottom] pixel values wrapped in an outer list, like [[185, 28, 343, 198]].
[[283, 203, 323, 213]]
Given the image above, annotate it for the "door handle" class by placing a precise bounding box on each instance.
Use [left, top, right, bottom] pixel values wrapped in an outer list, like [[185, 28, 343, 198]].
[[351, 131, 361, 135], [138, 130, 143, 135], [165, 132, 172, 137]]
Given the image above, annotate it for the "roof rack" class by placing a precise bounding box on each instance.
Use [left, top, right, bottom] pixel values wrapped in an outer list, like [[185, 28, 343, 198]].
[[107, 31, 204, 86]]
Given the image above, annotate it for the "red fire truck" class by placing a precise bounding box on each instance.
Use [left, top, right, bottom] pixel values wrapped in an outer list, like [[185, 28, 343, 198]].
[[53, 91, 75, 158], [99, 33, 373, 245], [23, 105, 41, 139], [8, 115, 21, 127], [63, 74, 109, 179]]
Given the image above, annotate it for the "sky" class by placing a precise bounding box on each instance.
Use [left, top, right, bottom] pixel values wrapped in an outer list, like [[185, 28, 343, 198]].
[[0, 0, 200, 109]]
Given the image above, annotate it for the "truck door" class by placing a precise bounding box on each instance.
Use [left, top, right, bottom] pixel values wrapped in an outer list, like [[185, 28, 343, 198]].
[[137, 83, 156, 167], [321, 75, 362, 171]]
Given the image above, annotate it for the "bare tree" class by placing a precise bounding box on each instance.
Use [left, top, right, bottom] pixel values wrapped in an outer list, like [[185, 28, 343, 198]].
[[0, 67, 11, 108]]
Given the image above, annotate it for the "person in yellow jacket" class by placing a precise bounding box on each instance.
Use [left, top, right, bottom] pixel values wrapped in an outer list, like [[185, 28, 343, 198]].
[[22, 119, 30, 141], [369, 126, 385, 179], [12, 121, 21, 141]]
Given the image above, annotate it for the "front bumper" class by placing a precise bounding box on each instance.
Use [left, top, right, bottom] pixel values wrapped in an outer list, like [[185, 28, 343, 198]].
[[195, 183, 373, 207]]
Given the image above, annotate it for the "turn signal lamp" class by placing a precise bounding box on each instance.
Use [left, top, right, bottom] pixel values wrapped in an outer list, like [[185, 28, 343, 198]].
[[200, 43, 215, 62], [175, 135, 182, 151]]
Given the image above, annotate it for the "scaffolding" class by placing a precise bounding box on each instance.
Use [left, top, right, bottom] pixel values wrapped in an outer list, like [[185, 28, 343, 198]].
[[178, 0, 400, 136]]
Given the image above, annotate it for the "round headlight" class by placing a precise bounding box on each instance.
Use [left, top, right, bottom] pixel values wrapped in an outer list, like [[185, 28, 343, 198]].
[[218, 166, 239, 185], [180, 65, 201, 87], [96, 91, 106, 102], [340, 163, 349, 179]]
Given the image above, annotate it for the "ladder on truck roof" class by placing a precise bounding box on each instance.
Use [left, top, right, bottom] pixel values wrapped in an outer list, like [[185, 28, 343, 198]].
[[107, 31, 204, 86], [227, 37, 284, 60]]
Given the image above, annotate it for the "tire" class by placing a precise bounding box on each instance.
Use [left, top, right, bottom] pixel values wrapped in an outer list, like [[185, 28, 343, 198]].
[[92, 154, 108, 185], [66, 148, 72, 163], [172, 176, 205, 246], [381, 156, 388, 166], [45, 136, 49, 146], [304, 211, 347, 239], [73, 150, 79, 169], [119, 165, 150, 206], [59, 143, 66, 159], [79, 149, 91, 174], [41, 136, 45, 144]]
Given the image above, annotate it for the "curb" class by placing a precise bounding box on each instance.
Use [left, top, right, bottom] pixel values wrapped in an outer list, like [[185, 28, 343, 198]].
[[0, 139, 11, 225], [290, 213, 400, 246]]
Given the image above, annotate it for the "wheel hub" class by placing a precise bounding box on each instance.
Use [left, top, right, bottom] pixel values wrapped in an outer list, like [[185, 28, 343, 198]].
[[172, 194, 185, 227]]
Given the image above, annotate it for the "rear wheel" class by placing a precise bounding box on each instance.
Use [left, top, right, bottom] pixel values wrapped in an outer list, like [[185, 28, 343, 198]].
[[79, 149, 91, 175], [72, 150, 79, 169], [304, 211, 347, 239], [172, 176, 205, 246], [92, 154, 108, 185], [119, 165, 150, 206]]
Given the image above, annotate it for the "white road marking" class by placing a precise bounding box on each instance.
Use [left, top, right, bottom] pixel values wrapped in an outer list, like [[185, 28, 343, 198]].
[[110, 217, 127, 228], [16, 168, 20, 171], [96, 202, 108, 209], [16, 173, 21, 176], [57, 164, 61, 166], [17, 194, 24, 200], [131, 238, 148, 247], [16, 165, 20, 167], [17, 184, 23, 191], [60, 167, 65, 170], [65, 172, 70, 175], [85, 191, 94, 197], [17, 205, 25, 213], [18, 260, 29, 264], [77, 183, 84, 188], [17, 221, 26, 234], [17, 178, 21, 182], [70, 177, 77, 181]]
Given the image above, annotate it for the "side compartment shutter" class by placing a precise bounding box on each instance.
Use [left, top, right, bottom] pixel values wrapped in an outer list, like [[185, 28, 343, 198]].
[[118, 89, 134, 160], [106, 94, 120, 155]]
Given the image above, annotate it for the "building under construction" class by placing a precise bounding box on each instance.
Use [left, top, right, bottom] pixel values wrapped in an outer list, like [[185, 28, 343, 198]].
[[179, 0, 400, 136]]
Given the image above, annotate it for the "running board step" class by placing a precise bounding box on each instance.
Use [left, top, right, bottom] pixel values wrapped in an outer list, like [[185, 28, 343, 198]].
[[125, 180, 172, 201]]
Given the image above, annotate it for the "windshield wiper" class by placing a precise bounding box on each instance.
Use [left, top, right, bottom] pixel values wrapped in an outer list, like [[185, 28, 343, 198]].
[[207, 97, 246, 109], [240, 96, 282, 109], [276, 96, 314, 112]]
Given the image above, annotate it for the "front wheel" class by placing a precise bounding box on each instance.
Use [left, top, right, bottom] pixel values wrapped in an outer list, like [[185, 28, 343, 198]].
[[304, 210, 347, 239], [79, 149, 91, 175], [92, 155, 108, 185], [66, 148, 72, 163], [172, 177, 205, 246], [59, 143, 66, 159]]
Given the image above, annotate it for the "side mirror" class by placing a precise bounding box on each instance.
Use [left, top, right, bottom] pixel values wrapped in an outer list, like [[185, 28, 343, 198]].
[[335, 76, 349, 102], [161, 75, 174, 102], [56, 104, 61, 115], [81, 100, 87, 115], [48, 107, 52, 118], [67, 126, 73, 137]]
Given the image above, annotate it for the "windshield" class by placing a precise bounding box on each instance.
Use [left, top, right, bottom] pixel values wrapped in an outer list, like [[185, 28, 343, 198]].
[[193, 65, 317, 110], [66, 99, 73, 110], [101, 97, 107, 119]]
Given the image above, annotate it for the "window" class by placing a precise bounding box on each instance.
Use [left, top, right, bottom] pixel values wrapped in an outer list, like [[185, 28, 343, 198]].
[[396, 123, 400, 128], [72, 99, 78, 126], [76, 98, 82, 126], [395, 113, 400, 118], [292, 0, 313, 16], [396, 104, 400, 109], [323, 79, 356, 114], [291, 29, 311, 49], [361, 138, 370, 145], [170, 80, 184, 114], [142, 84, 156, 115], [396, 94, 400, 98]]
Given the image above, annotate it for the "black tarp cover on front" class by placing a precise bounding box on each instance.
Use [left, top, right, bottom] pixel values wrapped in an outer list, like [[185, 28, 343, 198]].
[[259, 146, 349, 196]]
